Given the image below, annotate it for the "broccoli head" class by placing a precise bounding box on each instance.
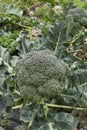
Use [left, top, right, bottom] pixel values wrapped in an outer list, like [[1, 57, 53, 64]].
[[16, 50, 68, 103], [66, 7, 87, 28]]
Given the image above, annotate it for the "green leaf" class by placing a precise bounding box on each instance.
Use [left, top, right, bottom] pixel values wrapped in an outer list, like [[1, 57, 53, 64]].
[[43, 21, 69, 56], [0, 45, 9, 63], [20, 105, 37, 123], [56, 121, 74, 130], [17, 32, 34, 57], [78, 82, 87, 99], [74, 69, 87, 86], [10, 56, 18, 67], [5, 94, 13, 107], [50, 112, 77, 130], [1, 4, 23, 17], [39, 0, 55, 6], [39, 123, 55, 130], [0, 45, 12, 73], [0, 74, 5, 89]]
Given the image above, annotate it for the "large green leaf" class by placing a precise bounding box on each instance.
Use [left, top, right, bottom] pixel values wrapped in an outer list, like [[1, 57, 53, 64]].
[[0, 45, 10, 63], [20, 104, 44, 123], [0, 45, 12, 73], [73, 69, 87, 86], [43, 21, 69, 53], [1, 4, 23, 17], [78, 82, 87, 99], [20, 105, 36, 123], [20, 104, 77, 130], [16, 32, 34, 58], [0, 74, 5, 89]]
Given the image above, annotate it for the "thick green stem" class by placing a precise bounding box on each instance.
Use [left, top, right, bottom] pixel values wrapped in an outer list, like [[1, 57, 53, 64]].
[[60, 93, 74, 98], [46, 103, 87, 111], [54, 31, 61, 55]]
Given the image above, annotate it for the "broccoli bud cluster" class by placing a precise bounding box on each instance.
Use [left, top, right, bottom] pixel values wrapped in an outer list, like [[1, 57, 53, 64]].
[[16, 50, 68, 103], [66, 7, 87, 28]]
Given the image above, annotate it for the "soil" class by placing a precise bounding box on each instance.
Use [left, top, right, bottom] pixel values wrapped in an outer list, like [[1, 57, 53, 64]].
[[77, 122, 87, 130]]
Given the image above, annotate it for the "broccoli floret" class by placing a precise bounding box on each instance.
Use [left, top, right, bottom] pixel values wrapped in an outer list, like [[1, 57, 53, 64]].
[[72, 13, 81, 22], [85, 11, 87, 17], [79, 17, 87, 27], [67, 7, 85, 16], [38, 79, 61, 97], [66, 7, 87, 28], [16, 50, 68, 103], [20, 85, 42, 103]]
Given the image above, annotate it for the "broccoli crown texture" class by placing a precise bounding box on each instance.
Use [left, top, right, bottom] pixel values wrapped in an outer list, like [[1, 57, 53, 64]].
[[16, 50, 68, 103], [66, 7, 87, 28]]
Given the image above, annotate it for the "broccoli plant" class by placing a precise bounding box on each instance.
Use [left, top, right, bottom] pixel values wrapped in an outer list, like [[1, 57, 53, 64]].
[[66, 7, 87, 28], [16, 50, 69, 103]]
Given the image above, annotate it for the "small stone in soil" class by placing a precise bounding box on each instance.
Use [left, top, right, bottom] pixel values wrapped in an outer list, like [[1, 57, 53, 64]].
[[0, 126, 5, 130], [13, 125, 26, 130]]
